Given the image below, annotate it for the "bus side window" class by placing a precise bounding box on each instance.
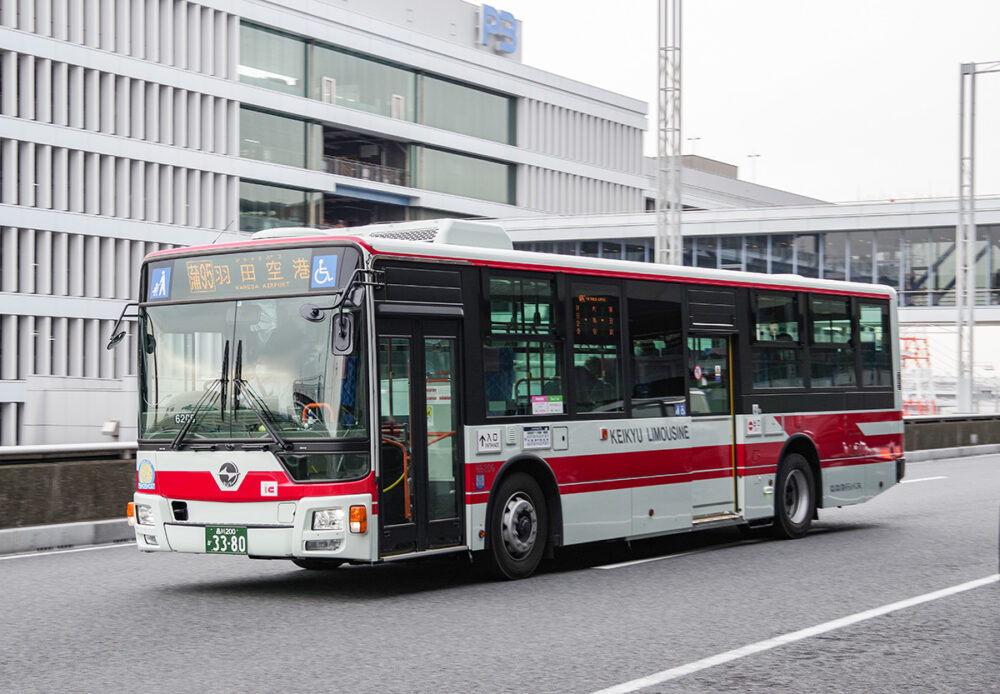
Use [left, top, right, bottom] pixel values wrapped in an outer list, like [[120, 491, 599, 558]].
[[626, 285, 684, 418]]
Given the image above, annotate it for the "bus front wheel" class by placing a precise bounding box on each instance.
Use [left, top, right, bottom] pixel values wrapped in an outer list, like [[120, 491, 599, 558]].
[[772, 453, 815, 540], [485, 472, 548, 580]]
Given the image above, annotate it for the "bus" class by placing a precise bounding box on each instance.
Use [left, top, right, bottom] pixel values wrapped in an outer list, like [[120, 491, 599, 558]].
[[119, 219, 904, 579]]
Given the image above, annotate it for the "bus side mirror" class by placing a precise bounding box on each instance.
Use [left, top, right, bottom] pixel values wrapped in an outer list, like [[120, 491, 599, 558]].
[[332, 312, 354, 355]]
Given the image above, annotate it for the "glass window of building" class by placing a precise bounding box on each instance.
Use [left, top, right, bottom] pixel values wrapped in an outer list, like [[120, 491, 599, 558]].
[[555, 241, 578, 256], [239, 181, 312, 231], [903, 228, 930, 306], [795, 234, 819, 278], [976, 227, 989, 305], [601, 242, 622, 260], [720, 236, 742, 270], [626, 242, 647, 263], [240, 109, 309, 168], [695, 237, 718, 269], [580, 241, 599, 258], [875, 230, 901, 289], [416, 147, 513, 204], [850, 231, 874, 284], [987, 226, 1000, 305], [312, 44, 416, 120], [772, 235, 794, 274], [823, 232, 847, 281], [682, 237, 694, 266], [746, 236, 768, 274], [239, 23, 306, 96], [930, 227, 956, 306], [420, 76, 513, 144]]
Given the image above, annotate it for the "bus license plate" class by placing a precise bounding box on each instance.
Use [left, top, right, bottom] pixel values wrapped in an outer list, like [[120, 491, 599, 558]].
[[205, 526, 248, 554]]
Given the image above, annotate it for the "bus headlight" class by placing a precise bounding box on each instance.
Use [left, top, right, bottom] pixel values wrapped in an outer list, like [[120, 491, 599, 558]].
[[135, 504, 155, 526], [312, 508, 344, 531]]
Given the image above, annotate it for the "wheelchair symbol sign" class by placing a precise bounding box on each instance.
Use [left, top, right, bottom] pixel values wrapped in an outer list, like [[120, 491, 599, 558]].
[[311, 255, 339, 289]]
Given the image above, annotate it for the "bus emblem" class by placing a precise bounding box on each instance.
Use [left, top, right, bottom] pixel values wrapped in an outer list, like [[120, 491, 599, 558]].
[[218, 462, 241, 488]]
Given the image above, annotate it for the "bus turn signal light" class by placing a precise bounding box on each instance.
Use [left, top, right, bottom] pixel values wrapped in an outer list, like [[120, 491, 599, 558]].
[[349, 506, 367, 534], [126, 502, 135, 527]]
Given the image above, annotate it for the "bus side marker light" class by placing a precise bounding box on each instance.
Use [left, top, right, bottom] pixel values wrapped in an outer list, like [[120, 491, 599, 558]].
[[126, 502, 135, 527], [349, 506, 367, 534]]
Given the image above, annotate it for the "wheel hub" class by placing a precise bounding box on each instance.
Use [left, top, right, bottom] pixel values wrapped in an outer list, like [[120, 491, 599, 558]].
[[501, 494, 537, 558]]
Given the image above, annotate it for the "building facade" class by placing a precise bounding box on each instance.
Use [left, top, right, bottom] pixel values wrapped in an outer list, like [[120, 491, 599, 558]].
[[0, 0, 651, 445]]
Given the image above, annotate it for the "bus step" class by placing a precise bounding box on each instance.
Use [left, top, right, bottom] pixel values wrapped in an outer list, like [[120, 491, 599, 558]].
[[692, 512, 742, 526]]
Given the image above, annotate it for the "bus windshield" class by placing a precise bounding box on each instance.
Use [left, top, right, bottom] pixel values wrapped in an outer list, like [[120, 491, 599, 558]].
[[139, 296, 367, 443]]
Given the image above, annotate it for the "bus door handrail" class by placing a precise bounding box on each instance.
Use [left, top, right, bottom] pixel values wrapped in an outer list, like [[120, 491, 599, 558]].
[[380, 436, 412, 521]]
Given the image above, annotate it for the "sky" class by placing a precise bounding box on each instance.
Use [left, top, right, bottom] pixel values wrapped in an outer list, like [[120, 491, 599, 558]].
[[495, 0, 1000, 203]]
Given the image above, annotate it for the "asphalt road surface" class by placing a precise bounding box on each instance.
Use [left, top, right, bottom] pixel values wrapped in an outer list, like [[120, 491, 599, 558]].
[[1, 455, 997, 694]]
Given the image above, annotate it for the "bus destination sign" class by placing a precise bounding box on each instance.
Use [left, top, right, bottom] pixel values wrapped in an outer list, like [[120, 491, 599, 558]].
[[147, 249, 344, 301], [574, 294, 616, 341]]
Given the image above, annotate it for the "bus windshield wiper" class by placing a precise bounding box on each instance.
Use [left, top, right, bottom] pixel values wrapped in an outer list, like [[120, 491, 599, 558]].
[[170, 341, 229, 450], [169, 380, 223, 450], [233, 340, 292, 451]]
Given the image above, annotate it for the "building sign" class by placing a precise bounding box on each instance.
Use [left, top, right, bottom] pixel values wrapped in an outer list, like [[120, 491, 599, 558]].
[[146, 249, 350, 301], [480, 4, 517, 54]]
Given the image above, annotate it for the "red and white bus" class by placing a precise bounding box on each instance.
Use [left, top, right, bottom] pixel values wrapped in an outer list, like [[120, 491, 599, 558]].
[[121, 219, 904, 579]]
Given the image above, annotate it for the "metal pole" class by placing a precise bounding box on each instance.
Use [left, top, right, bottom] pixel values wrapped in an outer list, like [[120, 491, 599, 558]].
[[956, 61, 1000, 412], [655, 0, 682, 265]]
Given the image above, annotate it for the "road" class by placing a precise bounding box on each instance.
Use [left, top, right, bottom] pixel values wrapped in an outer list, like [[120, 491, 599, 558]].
[[1, 455, 997, 694]]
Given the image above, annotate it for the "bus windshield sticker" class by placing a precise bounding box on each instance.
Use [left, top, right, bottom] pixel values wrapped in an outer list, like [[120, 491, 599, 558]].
[[522, 425, 551, 450], [531, 395, 563, 415]]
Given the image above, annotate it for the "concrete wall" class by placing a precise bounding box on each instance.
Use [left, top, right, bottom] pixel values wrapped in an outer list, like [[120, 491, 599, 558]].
[[0, 458, 133, 530], [904, 416, 1000, 451]]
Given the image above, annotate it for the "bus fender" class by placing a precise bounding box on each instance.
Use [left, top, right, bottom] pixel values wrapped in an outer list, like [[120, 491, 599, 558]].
[[483, 454, 563, 553], [777, 433, 823, 511]]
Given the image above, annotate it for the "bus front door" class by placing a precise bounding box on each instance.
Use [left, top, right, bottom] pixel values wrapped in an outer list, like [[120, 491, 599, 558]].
[[687, 334, 738, 521], [377, 319, 464, 556]]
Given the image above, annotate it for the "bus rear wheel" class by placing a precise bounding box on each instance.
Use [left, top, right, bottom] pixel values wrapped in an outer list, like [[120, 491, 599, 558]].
[[485, 473, 548, 580], [291, 558, 344, 570], [772, 453, 815, 540]]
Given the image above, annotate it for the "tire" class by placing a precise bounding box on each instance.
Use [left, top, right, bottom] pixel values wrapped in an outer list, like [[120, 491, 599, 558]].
[[772, 453, 816, 539], [484, 472, 548, 580], [291, 558, 344, 570]]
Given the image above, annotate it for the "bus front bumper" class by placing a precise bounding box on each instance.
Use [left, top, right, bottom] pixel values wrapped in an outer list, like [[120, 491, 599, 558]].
[[131, 493, 375, 562]]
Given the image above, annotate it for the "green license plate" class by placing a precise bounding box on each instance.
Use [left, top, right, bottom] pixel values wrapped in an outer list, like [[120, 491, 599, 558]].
[[205, 526, 248, 554]]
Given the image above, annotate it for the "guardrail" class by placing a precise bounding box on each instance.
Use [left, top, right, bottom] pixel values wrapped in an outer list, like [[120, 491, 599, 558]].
[[0, 442, 136, 465]]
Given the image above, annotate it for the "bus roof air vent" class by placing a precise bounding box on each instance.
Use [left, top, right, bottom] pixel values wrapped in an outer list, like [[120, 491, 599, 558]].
[[353, 219, 513, 250], [252, 220, 513, 250]]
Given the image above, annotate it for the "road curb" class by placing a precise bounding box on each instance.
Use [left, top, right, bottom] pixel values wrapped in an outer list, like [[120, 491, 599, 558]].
[[0, 519, 133, 556]]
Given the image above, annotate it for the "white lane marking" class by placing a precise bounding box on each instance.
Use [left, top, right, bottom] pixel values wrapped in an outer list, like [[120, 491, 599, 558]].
[[591, 573, 999, 694], [0, 542, 135, 561], [901, 476, 948, 484], [593, 540, 762, 570]]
